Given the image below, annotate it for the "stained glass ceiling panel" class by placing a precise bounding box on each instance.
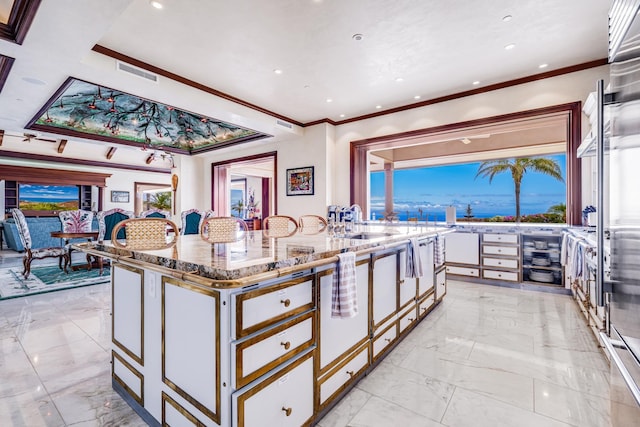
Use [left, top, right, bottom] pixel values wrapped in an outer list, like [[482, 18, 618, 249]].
[[28, 78, 270, 154]]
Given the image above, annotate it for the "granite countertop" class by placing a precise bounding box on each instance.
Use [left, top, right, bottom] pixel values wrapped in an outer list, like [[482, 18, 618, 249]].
[[76, 224, 448, 283]]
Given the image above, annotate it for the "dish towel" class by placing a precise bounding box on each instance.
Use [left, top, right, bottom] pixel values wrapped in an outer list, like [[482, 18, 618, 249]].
[[405, 238, 423, 278], [560, 231, 569, 266], [331, 251, 358, 318], [434, 233, 445, 266]]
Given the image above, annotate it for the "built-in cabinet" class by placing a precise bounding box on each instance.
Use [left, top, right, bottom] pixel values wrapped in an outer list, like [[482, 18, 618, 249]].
[[109, 236, 445, 426], [521, 232, 563, 286], [445, 228, 564, 288]]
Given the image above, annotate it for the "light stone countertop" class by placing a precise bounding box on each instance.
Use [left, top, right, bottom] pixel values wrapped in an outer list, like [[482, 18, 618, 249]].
[[76, 224, 449, 282]]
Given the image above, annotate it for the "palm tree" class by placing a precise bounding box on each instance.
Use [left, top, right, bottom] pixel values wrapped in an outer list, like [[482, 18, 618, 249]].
[[149, 191, 171, 210], [475, 157, 564, 222]]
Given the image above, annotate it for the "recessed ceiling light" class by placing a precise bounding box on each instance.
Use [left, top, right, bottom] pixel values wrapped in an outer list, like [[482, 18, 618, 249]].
[[472, 81, 480, 85], [149, 1, 163, 9], [326, 98, 333, 103], [340, 114, 345, 118], [375, 105, 382, 109], [352, 33, 364, 41], [504, 43, 515, 50], [502, 15, 512, 22], [414, 95, 421, 100], [539, 63, 548, 69], [273, 69, 283, 75], [22, 77, 46, 85], [395, 77, 404, 83]]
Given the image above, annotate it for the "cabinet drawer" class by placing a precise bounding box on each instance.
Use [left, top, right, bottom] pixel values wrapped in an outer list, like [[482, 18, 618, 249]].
[[234, 276, 314, 338], [372, 322, 398, 360], [482, 245, 518, 257], [234, 312, 314, 388], [418, 293, 436, 318], [235, 352, 314, 427], [483, 233, 518, 244], [483, 269, 519, 282], [112, 351, 143, 405], [319, 344, 369, 406], [482, 257, 519, 269], [445, 265, 479, 277], [398, 305, 418, 333]]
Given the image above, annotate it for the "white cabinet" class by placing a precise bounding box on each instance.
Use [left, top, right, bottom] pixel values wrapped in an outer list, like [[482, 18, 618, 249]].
[[371, 251, 398, 328], [234, 352, 314, 427], [417, 239, 435, 298], [398, 248, 417, 310], [481, 232, 520, 283], [444, 232, 479, 265]]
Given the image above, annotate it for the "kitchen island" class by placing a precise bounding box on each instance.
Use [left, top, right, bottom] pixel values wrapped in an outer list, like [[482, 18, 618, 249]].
[[76, 224, 450, 427]]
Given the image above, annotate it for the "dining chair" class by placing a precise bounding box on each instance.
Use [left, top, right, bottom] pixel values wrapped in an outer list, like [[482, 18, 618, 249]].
[[298, 214, 327, 232], [263, 215, 298, 237], [180, 209, 205, 235], [11, 208, 70, 279], [139, 208, 170, 218], [87, 208, 134, 274], [200, 217, 247, 243], [111, 218, 179, 250]]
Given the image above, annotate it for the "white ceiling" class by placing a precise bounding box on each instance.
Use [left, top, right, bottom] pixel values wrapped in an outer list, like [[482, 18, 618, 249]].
[[0, 0, 609, 147]]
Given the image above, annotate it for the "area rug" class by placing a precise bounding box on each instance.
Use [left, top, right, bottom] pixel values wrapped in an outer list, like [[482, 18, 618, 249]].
[[0, 265, 110, 300]]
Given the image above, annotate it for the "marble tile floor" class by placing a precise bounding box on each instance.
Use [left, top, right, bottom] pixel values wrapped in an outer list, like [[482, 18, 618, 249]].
[[0, 252, 610, 426]]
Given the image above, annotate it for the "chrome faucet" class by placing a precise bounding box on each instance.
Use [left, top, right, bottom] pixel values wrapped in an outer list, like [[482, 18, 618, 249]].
[[350, 204, 362, 223]]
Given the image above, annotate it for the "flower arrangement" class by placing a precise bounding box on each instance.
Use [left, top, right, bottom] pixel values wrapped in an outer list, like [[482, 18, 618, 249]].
[[247, 188, 260, 218]]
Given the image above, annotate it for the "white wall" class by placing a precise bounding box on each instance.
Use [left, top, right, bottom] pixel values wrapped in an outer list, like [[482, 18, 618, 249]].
[[1, 65, 610, 222], [331, 66, 610, 207]]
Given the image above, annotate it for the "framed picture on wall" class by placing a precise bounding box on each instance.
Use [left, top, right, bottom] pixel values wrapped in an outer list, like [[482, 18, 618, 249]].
[[286, 166, 314, 196], [111, 190, 130, 203]]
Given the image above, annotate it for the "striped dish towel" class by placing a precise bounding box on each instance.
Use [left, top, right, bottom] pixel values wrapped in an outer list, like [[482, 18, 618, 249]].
[[331, 251, 358, 318], [405, 238, 423, 278], [434, 233, 445, 266]]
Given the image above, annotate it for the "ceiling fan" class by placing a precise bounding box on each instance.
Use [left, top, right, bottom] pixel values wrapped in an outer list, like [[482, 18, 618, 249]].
[[460, 134, 491, 144], [22, 133, 58, 143]]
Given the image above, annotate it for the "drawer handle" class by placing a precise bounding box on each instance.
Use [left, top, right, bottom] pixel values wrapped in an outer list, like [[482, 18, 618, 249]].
[[280, 341, 291, 350], [408, 317, 415, 322], [399, 279, 405, 285], [497, 249, 502, 252], [384, 338, 392, 342], [421, 307, 427, 312], [282, 406, 292, 417], [280, 299, 291, 307], [346, 370, 355, 377]]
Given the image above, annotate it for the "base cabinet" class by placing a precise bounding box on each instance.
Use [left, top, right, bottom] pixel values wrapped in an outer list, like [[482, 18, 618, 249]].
[[109, 236, 447, 426]]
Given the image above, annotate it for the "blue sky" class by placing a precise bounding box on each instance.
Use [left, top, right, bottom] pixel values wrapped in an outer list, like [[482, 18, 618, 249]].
[[20, 184, 78, 201], [370, 154, 566, 218]]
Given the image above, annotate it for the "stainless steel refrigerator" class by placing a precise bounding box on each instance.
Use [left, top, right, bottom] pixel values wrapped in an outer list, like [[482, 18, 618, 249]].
[[600, 1, 640, 424]]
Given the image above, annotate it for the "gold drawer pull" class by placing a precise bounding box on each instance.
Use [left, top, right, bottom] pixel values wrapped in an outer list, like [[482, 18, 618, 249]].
[[399, 279, 405, 285], [281, 341, 291, 350], [408, 317, 415, 322], [346, 370, 355, 377], [421, 307, 428, 311], [280, 299, 291, 307], [282, 406, 292, 417], [384, 338, 392, 342]]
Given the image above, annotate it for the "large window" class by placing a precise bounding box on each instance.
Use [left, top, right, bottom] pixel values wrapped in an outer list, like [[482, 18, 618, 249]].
[[351, 103, 582, 225], [370, 153, 566, 222]]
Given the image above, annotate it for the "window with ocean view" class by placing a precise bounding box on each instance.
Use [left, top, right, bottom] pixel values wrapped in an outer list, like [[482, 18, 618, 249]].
[[370, 153, 566, 223]]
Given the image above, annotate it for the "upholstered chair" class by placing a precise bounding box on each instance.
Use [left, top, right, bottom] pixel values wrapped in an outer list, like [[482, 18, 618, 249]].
[[139, 208, 169, 219], [200, 217, 247, 243], [59, 209, 94, 233], [11, 208, 69, 279], [262, 215, 298, 238], [87, 208, 134, 274]]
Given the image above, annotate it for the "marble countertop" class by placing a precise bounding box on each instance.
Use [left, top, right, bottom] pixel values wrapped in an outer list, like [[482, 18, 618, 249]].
[[76, 224, 448, 283]]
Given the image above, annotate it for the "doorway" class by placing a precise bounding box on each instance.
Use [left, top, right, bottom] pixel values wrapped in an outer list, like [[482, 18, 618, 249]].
[[211, 152, 276, 221]]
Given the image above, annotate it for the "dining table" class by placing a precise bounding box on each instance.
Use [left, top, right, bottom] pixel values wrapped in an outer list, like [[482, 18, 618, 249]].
[[51, 231, 99, 270]]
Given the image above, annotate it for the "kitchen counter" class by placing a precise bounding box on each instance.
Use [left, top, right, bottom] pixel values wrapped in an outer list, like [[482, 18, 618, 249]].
[[79, 223, 448, 426], [76, 224, 449, 286]]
